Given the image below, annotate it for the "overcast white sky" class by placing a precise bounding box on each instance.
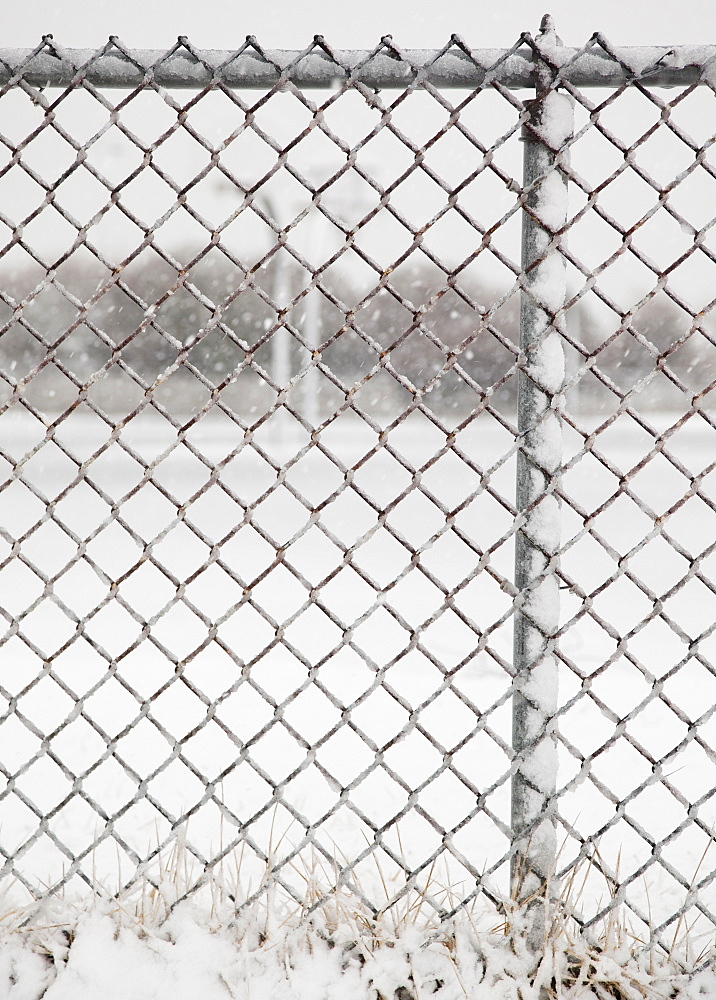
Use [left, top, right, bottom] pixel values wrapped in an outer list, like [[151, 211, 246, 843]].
[[2, 0, 714, 51]]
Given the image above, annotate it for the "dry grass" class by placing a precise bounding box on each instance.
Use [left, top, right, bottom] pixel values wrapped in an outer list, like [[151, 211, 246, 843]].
[[0, 828, 711, 1000]]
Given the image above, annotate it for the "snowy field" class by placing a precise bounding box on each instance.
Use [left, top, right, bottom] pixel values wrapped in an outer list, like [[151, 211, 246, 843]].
[[0, 390, 714, 944]]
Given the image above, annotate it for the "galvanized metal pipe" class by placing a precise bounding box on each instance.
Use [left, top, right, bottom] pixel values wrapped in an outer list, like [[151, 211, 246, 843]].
[[0, 41, 714, 90], [511, 16, 571, 952]]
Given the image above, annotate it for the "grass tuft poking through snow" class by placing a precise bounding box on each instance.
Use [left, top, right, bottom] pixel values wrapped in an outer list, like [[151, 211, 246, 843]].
[[0, 839, 712, 1000]]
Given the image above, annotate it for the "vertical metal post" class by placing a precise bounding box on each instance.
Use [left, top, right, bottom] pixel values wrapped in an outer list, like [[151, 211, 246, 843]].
[[272, 264, 292, 393], [303, 209, 324, 429], [272, 255, 293, 446], [511, 14, 572, 951]]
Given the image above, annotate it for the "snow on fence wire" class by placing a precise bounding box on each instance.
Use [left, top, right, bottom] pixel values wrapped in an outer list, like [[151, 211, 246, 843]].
[[0, 17, 715, 956]]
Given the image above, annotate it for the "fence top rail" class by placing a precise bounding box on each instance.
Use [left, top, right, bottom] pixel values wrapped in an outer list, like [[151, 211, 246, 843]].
[[1, 40, 715, 91]]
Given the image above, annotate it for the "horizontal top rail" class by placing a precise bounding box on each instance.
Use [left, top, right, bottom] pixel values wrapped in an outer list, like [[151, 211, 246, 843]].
[[1, 41, 715, 90]]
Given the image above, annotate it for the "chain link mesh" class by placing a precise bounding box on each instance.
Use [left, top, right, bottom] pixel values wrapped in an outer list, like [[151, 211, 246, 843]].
[[0, 33, 714, 954]]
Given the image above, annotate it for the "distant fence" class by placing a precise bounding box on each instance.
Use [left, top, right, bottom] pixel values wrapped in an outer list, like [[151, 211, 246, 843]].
[[0, 21, 715, 957]]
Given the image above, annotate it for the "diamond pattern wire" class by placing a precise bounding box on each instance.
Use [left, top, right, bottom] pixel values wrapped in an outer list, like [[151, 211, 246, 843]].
[[0, 33, 713, 953]]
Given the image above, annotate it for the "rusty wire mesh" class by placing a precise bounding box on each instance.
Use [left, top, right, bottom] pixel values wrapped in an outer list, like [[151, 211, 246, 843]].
[[0, 33, 714, 955]]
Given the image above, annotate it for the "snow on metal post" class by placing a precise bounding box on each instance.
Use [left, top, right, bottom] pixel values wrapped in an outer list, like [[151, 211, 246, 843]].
[[511, 14, 572, 949]]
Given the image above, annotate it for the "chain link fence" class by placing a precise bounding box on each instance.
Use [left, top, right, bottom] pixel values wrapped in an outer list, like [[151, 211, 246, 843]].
[[0, 25, 714, 957]]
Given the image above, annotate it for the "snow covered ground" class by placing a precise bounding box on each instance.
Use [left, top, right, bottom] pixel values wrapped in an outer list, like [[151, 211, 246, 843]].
[[1, 900, 708, 1000]]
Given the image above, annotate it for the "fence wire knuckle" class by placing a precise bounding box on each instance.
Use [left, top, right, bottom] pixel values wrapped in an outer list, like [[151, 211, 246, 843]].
[[0, 30, 713, 959]]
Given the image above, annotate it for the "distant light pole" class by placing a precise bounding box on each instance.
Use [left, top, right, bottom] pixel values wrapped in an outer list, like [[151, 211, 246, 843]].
[[214, 169, 371, 434]]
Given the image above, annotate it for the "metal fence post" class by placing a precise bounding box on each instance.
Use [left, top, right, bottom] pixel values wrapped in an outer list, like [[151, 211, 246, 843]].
[[511, 14, 572, 949]]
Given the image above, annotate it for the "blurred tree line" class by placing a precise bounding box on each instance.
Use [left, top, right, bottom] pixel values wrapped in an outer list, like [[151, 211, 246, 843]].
[[0, 246, 710, 420]]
